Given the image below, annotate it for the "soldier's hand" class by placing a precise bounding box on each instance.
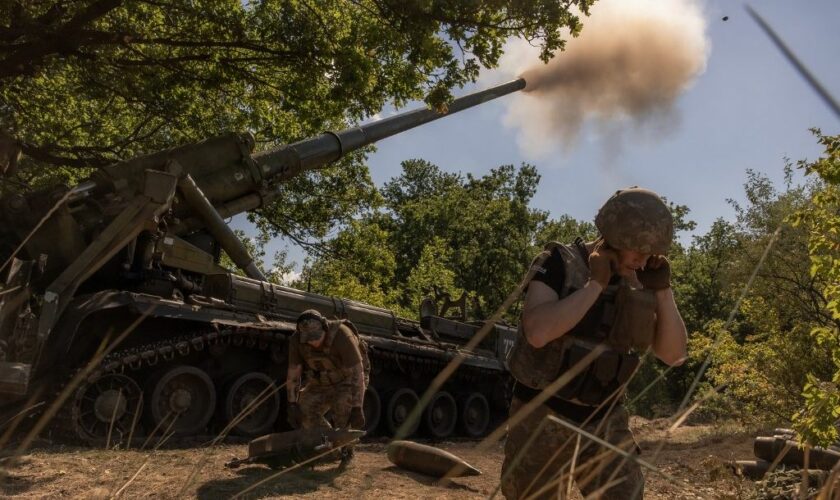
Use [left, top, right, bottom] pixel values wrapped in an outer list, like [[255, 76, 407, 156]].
[[637, 255, 671, 290], [349, 406, 365, 429], [589, 241, 617, 289], [287, 402, 302, 428]]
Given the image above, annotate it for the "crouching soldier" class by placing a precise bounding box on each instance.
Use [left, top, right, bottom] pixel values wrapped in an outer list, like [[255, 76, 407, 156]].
[[286, 309, 369, 465]]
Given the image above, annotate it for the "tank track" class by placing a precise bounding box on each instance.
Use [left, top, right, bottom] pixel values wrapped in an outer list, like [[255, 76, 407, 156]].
[[55, 327, 507, 444], [58, 326, 287, 445], [83, 328, 283, 383]]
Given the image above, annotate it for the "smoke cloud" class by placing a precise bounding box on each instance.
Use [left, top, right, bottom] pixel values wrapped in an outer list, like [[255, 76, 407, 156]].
[[498, 0, 709, 159]]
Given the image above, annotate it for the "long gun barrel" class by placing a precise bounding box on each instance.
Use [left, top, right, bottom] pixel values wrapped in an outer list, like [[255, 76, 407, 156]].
[[179, 79, 526, 233], [78, 79, 525, 233], [256, 78, 526, 180]]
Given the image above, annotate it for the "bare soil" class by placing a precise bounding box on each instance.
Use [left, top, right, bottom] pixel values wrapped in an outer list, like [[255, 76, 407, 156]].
[[0, 418, 759, 499]]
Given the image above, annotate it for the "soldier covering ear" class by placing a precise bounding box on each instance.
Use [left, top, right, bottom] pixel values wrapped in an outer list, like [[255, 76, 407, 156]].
[[501, 187, 687, 500]]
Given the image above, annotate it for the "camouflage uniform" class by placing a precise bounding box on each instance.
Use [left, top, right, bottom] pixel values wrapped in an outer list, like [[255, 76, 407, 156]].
[[502, 188, 674, 499], [501, 397, 643, 500], [298, 378, 358, 430], [291, 321, 366, 431]]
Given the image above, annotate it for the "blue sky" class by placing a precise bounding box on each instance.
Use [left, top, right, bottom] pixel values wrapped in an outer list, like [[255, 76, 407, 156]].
[[236, 0, 839, 276]]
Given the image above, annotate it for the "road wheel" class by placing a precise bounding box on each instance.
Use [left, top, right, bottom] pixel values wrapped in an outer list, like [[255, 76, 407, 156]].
[[148, 365, 216, 436], [459, 392, 490, 437], [423, 390, 457, 439], [384, 387, 419, 437], [222, 372, 280, 437], [363, 386, 381, 433], [73, 373, 143, 446]]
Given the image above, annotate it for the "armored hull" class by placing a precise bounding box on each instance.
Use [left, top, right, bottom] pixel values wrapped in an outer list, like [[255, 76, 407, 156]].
[[34, 277, 515, 444], [0, 80, 526, 445]]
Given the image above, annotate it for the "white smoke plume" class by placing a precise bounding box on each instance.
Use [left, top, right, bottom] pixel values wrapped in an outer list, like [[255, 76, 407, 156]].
[[497, 0, 709, 159]]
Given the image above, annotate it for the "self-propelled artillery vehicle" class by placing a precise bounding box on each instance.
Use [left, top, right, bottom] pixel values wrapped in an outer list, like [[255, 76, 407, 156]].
[[0, 80, 525, 444]]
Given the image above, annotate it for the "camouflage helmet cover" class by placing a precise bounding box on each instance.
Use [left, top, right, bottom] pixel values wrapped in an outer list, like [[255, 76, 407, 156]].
[[594, 187, 674, 255]]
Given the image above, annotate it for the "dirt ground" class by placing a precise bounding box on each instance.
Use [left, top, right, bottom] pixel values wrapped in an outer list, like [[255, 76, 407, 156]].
[[0, 418, 760, 499]]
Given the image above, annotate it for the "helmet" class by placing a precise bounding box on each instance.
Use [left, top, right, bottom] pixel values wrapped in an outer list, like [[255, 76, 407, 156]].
[[594, 187, 673, 255], [297, 309, 327, 342]]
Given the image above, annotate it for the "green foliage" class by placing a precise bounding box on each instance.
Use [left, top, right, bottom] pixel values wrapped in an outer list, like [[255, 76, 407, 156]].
[[299, 159, 589, 319], [301, 218, 401, 311], [695, 304, 828, 424], [0, 0, 590, 174], [790, 131, 840, 446], [670, 218, 739, 333], [625, 358, 676, 419], [675, 136, 840, 441], [536, 214, 598, 245], [1, 0, 594, 247], [252, 149, 383, 253], [264, 248, 297, 285], [404, 237, 462, 316]]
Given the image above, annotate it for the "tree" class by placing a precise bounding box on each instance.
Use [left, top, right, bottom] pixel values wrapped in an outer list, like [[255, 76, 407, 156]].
[[680, 168, 836, 426], [381, 160, 548, 316], [299, 159, 578, 319], [671, 218, 739, 333], [791, 131, 840, 446], [535, 214, 598, 246], [298, 217, 401, 311], [403, 237, 462, 317], [0, 0, 594, 245]]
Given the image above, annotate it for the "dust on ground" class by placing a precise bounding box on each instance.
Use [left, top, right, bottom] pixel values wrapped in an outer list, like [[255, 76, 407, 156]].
[[0, 418, 759, 499]]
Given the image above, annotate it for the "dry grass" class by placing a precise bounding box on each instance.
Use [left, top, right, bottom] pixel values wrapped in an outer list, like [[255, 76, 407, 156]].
[[0, 421, 759, 499]]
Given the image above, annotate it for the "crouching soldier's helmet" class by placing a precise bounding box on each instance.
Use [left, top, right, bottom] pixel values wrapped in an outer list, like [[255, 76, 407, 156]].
[[297, 309, 328, 342], [594, 187, 674, 255]]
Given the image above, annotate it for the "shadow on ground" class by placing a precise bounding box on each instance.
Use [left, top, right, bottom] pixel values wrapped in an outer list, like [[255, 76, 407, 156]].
[[0, 457, 50, 496], [381, 465, 481, 493], [196, 464, 343, 499]]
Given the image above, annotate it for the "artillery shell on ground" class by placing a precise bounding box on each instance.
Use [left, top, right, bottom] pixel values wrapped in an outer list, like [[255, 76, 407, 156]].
[[226, 428, 365, 469], [386, 440, 481, 478]]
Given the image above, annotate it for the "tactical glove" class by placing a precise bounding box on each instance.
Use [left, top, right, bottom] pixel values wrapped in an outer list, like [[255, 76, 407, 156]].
[[349, 406, 365, 430], [637, 255, 671, 290], [287, 402, 302, 428], [589, 242, 617, 289]]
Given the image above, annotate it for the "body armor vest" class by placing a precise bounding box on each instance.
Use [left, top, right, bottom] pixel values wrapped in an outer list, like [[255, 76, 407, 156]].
[[507, 241, 657, 405], [299, 322, 353, 386]]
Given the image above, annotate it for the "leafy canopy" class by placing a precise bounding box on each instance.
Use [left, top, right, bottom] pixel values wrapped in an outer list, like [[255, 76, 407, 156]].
[[0, 0, 592, 177], [1, 0, 594, 244]]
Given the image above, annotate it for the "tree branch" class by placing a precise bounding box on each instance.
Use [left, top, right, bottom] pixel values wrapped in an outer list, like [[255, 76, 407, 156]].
[[19, 142, 111, 169], [0, 0, 124, 78]]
